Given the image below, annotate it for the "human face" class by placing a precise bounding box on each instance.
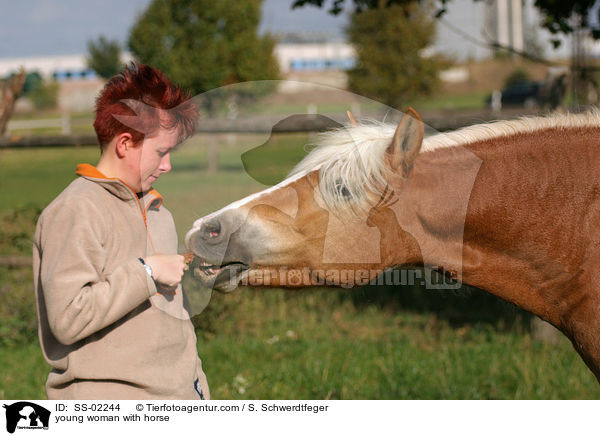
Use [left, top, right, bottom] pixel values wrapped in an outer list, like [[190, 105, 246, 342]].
[[137, 127, 180, 192]]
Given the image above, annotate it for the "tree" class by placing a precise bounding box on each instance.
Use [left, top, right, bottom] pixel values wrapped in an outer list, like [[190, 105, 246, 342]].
[[534, 0, 599, 45], [22, 71, 43, 95], [0, 69, 26, 136], [293, 0, 411, 15], [503, 68, 532, 89], [345, 2, 449, 108], [28, 79, 59, 111], [87, 36, 123, 79], [128, 0, 280, 113]]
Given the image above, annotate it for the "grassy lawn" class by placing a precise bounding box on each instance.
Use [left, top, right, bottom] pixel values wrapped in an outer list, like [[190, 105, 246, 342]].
[[2, 283, 599, 400], [0, 146, 100, 210], [1, 138, 599, 399], [409, 91, 489, 111], [230, 92, 488, 119]]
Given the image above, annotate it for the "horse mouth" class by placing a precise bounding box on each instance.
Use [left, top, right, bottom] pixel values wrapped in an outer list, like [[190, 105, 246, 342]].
[[193, 259, 249, 292]]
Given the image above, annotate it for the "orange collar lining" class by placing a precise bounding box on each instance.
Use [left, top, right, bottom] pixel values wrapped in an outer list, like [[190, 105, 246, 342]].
[[76, 163, 109, 180], [76, 163, 163, 209]]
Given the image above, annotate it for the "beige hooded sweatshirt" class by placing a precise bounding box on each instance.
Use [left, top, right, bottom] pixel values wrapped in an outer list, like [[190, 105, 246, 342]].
[[33, 164, 210, 400]]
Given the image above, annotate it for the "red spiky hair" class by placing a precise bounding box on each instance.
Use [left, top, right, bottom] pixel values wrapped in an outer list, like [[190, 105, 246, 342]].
[[93, 63, 198, 149]]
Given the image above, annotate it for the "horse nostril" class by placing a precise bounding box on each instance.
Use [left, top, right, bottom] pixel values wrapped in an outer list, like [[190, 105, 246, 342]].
[[202, 219, 222, 240]]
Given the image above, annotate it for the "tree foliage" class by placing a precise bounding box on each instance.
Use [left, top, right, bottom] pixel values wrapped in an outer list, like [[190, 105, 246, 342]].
[[534, 0, 599, 43], [0, 69, 26, 136], [28, 79, 59, 110], [87, 36, 123, 80], [128, 0, 280, 109], [503, 68, 532, 89], [22, 72, 43, 95], [293, 0, 410, 15], [346, 2, 449, 108]]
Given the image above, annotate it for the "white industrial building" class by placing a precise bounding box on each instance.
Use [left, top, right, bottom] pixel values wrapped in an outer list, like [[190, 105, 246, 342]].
[[0, 42, 356, 80], [0, 52, 134, 81], [0, 44, 357, 108]]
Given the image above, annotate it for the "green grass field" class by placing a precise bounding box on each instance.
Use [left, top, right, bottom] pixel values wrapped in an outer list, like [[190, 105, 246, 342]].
[[1, 137, 599, 399]]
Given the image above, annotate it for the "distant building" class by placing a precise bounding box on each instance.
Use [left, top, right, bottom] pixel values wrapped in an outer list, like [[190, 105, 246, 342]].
[[0, 42, 356, 80], [0, 53, 133, 81], [0, 44, 356, 100], [0, 54, 95, 81], [273, 33, 355, 73], [275, 42, 355, 73]]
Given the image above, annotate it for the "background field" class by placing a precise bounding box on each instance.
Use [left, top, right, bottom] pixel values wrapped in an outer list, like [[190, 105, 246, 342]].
[[1, 135, 599, 399]]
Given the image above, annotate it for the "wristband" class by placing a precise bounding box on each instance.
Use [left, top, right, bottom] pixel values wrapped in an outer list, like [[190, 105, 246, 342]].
[[138, 257, 153, 279]]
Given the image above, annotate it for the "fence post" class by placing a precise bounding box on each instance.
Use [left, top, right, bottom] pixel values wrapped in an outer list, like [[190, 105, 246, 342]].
[[207, 135, 218, 173], [61, 113, 71, 135]]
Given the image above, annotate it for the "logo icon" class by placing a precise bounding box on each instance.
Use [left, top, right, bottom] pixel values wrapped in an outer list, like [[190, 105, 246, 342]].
[[2, 402, 50, 433]]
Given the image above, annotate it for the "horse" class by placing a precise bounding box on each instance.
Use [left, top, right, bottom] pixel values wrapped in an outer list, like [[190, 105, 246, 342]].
[[185, 107, 600, 383]]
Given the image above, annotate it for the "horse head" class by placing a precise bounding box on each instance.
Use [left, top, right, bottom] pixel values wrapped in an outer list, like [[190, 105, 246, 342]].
[[185, 108, 425, 292]]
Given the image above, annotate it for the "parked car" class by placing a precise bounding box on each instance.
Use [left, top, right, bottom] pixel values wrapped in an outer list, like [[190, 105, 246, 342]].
[[486, 81, 547, 109]]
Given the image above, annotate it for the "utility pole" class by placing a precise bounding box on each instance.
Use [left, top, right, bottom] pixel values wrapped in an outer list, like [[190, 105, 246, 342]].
[[570, 13, 589, 108]]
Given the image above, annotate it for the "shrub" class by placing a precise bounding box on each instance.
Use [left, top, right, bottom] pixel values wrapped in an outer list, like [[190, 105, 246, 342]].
[[504, 68, 532, 88], [28, 80, 59, 110], [0, 206, 41, 346]]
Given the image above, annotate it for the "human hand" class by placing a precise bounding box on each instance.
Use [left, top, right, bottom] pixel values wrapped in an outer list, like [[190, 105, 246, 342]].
[[143, 254, 186, 287]]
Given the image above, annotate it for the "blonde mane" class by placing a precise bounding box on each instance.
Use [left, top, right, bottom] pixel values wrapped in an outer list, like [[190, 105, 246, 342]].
[[423, 108, 600, 151], [290, 109, 600, 215]]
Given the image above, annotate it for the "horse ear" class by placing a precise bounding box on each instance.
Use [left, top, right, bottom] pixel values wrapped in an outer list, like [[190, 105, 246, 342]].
[[346, 110, 359, 126], [387, 107, 424, 176]]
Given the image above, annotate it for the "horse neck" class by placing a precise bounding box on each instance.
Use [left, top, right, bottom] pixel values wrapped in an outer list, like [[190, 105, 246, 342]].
[[394, 127, 600, 324]]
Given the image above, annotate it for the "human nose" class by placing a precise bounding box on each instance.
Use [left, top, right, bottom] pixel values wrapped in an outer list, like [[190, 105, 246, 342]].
[[159, 153, 172, 173]]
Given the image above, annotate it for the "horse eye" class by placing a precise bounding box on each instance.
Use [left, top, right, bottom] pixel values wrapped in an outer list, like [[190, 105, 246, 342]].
[[335, 182, 351, 199]]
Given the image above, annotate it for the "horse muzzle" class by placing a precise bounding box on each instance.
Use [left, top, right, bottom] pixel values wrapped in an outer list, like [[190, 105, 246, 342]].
[[185, 210, 254, 292]]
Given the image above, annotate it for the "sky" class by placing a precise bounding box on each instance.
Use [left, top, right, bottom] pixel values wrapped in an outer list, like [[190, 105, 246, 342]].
[[0, 0, 570, 60], [0, 0, 350, 58]]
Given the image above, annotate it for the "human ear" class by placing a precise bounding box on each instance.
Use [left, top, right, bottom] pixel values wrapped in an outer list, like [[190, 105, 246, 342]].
[[115, 133, 134, 158]]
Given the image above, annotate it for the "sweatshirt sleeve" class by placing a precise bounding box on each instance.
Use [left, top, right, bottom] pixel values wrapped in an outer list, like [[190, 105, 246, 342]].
[[195, 356, 211, 400], [36, 200, 157, 346]]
